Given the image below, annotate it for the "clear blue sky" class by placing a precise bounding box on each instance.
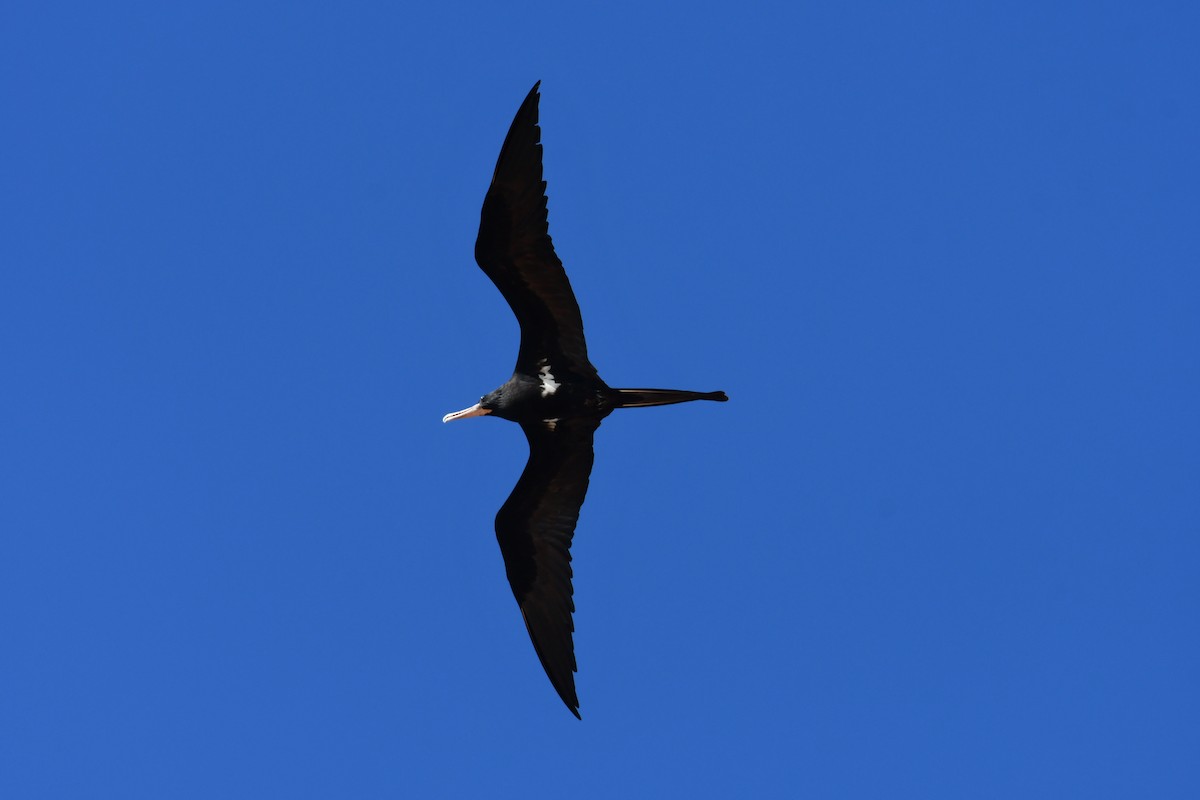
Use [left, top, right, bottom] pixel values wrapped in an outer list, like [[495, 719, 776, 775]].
[[2, 2, 1197, 797]]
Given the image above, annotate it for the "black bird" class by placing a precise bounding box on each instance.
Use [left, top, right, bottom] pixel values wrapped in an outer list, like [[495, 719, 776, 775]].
[[443, 82, 727, 718]]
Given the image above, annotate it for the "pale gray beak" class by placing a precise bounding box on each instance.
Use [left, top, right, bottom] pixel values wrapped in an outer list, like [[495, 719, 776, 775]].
[[442, 403, 491, 423]]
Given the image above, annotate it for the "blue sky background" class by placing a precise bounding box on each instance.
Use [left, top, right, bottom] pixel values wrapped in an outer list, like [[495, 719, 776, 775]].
[[2, 2, 1197, 797]]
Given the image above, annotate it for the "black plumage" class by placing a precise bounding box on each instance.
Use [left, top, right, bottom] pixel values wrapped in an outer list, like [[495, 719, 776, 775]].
[[443, 82, 727, 718]]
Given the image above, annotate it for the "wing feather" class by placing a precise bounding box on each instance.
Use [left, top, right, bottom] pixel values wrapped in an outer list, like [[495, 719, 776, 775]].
[[494, 417, 600, 718], [474, 82, 597, 380]]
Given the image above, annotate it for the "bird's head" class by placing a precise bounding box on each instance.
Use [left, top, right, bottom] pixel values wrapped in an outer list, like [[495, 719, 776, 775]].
[[441, 394, 493, 423], [443, 378, 535, 423], [443, 384, 516, 423]]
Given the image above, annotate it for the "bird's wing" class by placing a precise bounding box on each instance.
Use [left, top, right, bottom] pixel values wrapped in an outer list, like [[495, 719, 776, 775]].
[[474, 82, 598, 381], [495, 416, 601, 718]]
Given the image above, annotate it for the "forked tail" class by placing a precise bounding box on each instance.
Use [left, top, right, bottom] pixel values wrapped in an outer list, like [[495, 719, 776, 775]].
[[610, 388, 729, 409]]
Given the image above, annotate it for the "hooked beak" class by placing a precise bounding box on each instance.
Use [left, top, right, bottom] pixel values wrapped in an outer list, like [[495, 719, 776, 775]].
[[442, 403, 491, 423]]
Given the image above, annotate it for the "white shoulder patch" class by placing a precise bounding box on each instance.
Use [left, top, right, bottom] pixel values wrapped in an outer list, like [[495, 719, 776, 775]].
[[538, 364, 560, 397]]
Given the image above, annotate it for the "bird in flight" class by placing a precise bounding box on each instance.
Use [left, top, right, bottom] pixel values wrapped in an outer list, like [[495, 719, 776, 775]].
[[443, 82, 727, 718]]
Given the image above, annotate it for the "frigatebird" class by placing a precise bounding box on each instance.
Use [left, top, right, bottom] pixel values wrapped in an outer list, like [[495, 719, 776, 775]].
[[443, 82, 727, 718]]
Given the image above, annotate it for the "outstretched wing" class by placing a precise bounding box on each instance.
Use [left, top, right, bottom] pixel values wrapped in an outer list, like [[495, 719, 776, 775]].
[[495, 416, 601, 718], [474, 82, 598, 381]]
